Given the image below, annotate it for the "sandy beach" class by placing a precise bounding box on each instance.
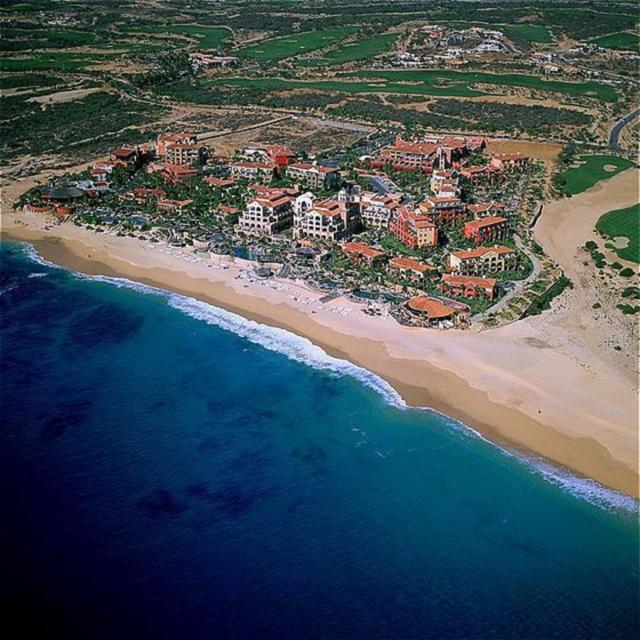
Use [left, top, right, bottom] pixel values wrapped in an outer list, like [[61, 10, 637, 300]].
[[1, 169, 639, 497]]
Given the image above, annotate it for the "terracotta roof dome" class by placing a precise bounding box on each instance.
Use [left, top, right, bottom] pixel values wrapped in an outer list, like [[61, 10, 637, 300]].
[[407, 296, 454, 319]]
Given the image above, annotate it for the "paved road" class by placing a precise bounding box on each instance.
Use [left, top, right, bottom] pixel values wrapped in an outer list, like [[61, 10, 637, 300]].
[[609, 106, 640, 149], [198, 116, 294, 141], [309, 118, 375, 134], [471, 234, 542, 323]]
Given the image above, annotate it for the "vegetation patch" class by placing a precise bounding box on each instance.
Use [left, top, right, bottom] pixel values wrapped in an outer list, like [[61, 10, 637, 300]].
[[352, 70, 618, 102], [0, 91, 166, 159], [120, 24, 232, 50], [522, 275, 573, 317], [237, 27, 358, 61], [308, 33, 399, 65], [429, 99, 591, 135], [591, 31, 640, 53], [208, 77, 482, 98], [0, 52, 104, 72], [557, 155, 635, 195], [0, 72, 62, 89], [596, 204, 640, 264], [502, 24, 553, 43], [1, 26, 96, 51]]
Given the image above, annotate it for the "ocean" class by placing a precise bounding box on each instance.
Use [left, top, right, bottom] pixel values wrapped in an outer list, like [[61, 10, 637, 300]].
[[1, 240, 638, 639]]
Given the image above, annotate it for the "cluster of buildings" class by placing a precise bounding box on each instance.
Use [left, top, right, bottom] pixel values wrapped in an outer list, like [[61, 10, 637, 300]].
[[28, 130, 532, 329]]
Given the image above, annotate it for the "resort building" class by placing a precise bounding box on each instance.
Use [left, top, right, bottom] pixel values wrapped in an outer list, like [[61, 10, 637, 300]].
[[430, 169, 459, 195], [285, 162, 340, 190], [448, 245, 517, 275], [243, 144, 297, 168], [123, 188, 166, 204], [238, 191, 294, 235], [293, 198, 357, 242], [165, 142, 207, 167], [357, 192, 402, 229], [463, 216, 509, 244], [467, 202, 506, 219], [418, 196, 467, 227], [189, 53, 238, 68], [372, 135, 485, 174], [389, 207, 438, 249], [90, 161, 117, 181], [110, 146, 145, 170], [250, 184, 300, 199], [388, 257, 437, 282], [342, 242, 385, 267], [157, 198, 193, 215], [489, 153, 530, 172], [371, 137, 441, 173], [439, 274, 497, 300], [230, 161, 277, 183], [204, 176, 237, 189], [157, 133, 197, 158], [147, 162, 198, 184], [216, 205, 240, 221], [405, 295, 461, 327], [24, 203, 54, 215], [459, 164, 500, 186]]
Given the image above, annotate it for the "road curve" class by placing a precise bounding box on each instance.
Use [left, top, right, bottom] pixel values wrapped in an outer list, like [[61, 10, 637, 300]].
[[609, 106, 640, 149]]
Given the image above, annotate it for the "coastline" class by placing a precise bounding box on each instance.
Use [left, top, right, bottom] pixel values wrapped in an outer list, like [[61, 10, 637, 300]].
[[2, 179, 638, 497]]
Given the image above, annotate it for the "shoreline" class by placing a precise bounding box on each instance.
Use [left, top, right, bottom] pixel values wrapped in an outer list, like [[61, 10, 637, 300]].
[[2, 204, 638, 497]]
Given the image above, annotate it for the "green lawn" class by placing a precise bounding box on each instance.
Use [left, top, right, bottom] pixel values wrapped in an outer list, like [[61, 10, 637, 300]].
[[120, 24, 232, 49], [352, 70, 618, 102], [236, 27, 358, 61], [2, 27, 96, 45], [596, 204, 640, 263], [0, 52, 103, 71], [502, 24, 553, 43], [559, 155, 635, 195], [208, 76, 482, 97], [309, 33, 399, 65], [591, 31, 640, 53]]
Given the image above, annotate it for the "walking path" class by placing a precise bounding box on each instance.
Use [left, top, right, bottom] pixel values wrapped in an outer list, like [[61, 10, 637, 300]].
[[470, 234, 542, 323]]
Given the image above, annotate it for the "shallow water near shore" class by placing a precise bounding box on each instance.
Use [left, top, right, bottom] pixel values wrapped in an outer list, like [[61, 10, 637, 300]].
[[2, 240, 639, 639]]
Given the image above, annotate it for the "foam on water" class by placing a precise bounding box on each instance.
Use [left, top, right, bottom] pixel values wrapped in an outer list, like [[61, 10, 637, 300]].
[[424, 408, 638, 513], [81, 272, 406, 409], [20, 242, 639, 514], [20, 243, 63, 270]]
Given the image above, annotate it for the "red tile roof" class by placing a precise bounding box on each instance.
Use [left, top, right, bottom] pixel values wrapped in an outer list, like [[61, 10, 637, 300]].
[[442, 274, 497, 288], [389, 257, 435, 273], [231, 161, 276, 170], [288, 162, 336, 174], [451, 245, 514, 260], [407, 296, 455, 318], [343, 242, 384, 259], [163, 163, 197, 175], [218, 205, 240, 215], [467, 202, 505, 214], [205, 176, 236, 188], [464, 216, 508, 232]]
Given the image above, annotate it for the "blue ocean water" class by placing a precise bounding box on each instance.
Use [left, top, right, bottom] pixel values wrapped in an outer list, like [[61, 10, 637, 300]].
[[1, 240, 638, 640]]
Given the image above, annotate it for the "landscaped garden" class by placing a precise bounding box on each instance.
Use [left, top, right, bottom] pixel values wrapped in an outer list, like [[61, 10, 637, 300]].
[[557, 155, 635, 195], [237, 27, 358, 61], [596, 204, 639, 264]]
